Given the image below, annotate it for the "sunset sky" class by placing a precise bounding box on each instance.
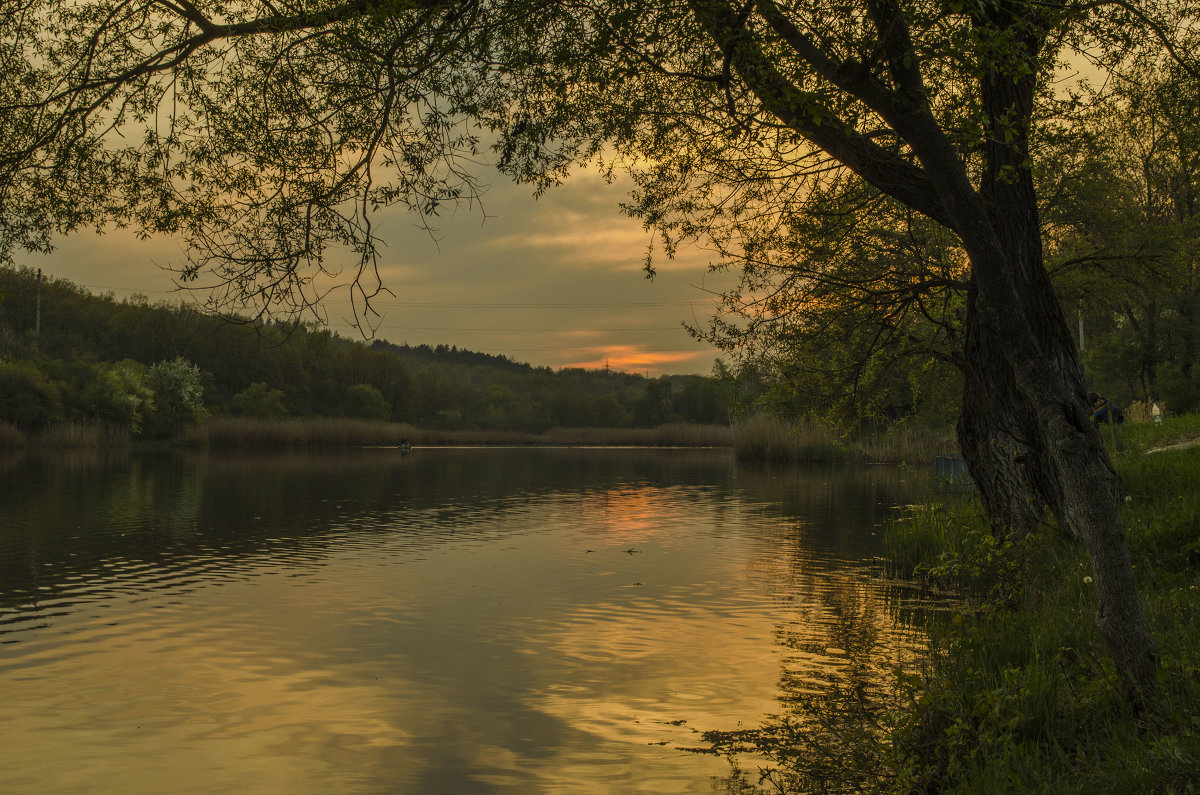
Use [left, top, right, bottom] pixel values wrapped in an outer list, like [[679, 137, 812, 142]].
[[35, 166, 731, 376]]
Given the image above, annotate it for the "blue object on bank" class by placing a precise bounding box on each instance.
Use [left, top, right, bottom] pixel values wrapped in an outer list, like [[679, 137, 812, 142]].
[[1092, 402, 1124, 425], [934, 453, 970, 484]]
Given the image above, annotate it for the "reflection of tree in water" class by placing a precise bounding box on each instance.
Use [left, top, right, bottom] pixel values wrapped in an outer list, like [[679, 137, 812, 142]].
[[702, 577, 925, 793]]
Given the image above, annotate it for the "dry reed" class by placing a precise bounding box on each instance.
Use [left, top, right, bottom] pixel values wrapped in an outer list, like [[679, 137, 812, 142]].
[[541, 423, 732, 447], [732, 414, 841, 462], [36, 422, 130, 448], [856, 423, 955, 464], [186, 417, 734, 448], [0, 422, 25, 449], [732, 414, 955, 464]]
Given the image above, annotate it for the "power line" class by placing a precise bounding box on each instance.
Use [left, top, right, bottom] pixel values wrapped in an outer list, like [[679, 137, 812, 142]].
[[13, 272, 719, 308], [41, 282, 712, 310]]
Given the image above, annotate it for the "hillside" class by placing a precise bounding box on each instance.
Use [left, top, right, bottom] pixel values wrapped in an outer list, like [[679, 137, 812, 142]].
[[0, 266, 732, 434]]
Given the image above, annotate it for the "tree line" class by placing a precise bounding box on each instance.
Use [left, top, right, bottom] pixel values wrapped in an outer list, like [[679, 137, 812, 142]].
[[0, 266, 733, 436]]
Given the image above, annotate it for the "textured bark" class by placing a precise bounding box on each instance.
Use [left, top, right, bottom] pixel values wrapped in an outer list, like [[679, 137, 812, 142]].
[[950, 178, 1159, 692], [956, 284, 1047, 534]]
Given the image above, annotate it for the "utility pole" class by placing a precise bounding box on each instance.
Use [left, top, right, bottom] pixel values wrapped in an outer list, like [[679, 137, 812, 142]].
[[35, 268, 42, 336]]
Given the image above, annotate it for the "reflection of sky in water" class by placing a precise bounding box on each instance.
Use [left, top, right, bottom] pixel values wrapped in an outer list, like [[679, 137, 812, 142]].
[[0, 448, 930, 793]]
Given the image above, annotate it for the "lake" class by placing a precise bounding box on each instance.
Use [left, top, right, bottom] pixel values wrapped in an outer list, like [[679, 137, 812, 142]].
[[0, 447, 932, 793]]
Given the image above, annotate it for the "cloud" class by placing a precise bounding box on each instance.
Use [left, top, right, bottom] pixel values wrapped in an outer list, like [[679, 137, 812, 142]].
[[35, 165, 729, 374]]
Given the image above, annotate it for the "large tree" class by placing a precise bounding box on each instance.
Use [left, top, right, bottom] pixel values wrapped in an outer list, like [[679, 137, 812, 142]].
[[4, 0, 1194, 689]]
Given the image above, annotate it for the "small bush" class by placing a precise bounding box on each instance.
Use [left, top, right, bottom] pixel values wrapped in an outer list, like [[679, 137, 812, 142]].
[[232, 382, 288, 418], [83, 360, 153, 434], [340, 383, 390, 420], [0, 361, 63, 429], [142, 357, 208, 438]]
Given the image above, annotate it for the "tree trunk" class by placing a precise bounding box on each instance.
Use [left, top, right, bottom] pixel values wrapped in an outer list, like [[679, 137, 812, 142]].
[[954, 217, 1159, 692], [691, 0, 1160, 691], [956, 282, 1047, 534], [933, 8, 1160, 691]]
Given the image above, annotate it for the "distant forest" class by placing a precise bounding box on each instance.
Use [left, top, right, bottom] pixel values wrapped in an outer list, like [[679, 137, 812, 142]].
[[0, 266, 735, 435]]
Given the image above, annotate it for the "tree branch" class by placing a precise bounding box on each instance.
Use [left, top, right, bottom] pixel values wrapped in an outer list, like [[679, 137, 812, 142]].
[[687, 0, 956, 229]]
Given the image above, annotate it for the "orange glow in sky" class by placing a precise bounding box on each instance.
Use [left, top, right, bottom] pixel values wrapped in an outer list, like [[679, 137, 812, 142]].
[[564, 344, 708, 375]]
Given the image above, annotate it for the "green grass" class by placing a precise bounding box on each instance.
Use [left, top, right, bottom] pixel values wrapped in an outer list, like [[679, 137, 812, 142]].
[[1118, 413, 1200, 452], [881, 423, 1200, 793], [714, 417, 1200, 792], [882, 502, 1029, 603]]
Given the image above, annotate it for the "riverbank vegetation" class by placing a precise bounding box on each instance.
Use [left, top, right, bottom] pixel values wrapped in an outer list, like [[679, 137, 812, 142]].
[[887, 431, 1200, 791], [729, 413, 953, 464], [183, 417, 735, 448], [709, 417, 1200, 792]]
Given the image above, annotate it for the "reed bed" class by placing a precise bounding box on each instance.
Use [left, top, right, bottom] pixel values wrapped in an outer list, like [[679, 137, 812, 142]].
[[857, 423, 956, 464], [540, 423, 732, 447], [188, 417, 422, 447], [36, 422, 130, 448], [731, 413, 954, 464], [186, 417, 734, 448], [0, 422, 25, 449], [732, 414, 841, 462]]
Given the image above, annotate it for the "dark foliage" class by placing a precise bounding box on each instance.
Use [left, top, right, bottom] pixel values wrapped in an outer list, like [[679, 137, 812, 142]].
[[0, 266, 731, 432]]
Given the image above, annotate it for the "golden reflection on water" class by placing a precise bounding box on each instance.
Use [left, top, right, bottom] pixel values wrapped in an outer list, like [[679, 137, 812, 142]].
[[0, 448, 932, 793]]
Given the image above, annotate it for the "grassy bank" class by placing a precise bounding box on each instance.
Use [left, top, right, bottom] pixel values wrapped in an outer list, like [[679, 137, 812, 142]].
[[877, 418, 1200, 792], [706, 416, 1200, 791]]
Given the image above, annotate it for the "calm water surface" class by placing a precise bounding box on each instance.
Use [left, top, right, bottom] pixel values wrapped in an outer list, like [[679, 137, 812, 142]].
[[0, 447, 930, 793]]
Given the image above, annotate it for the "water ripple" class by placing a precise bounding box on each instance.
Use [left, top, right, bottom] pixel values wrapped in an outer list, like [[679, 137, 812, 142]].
[[0, 448, 935, 794]]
